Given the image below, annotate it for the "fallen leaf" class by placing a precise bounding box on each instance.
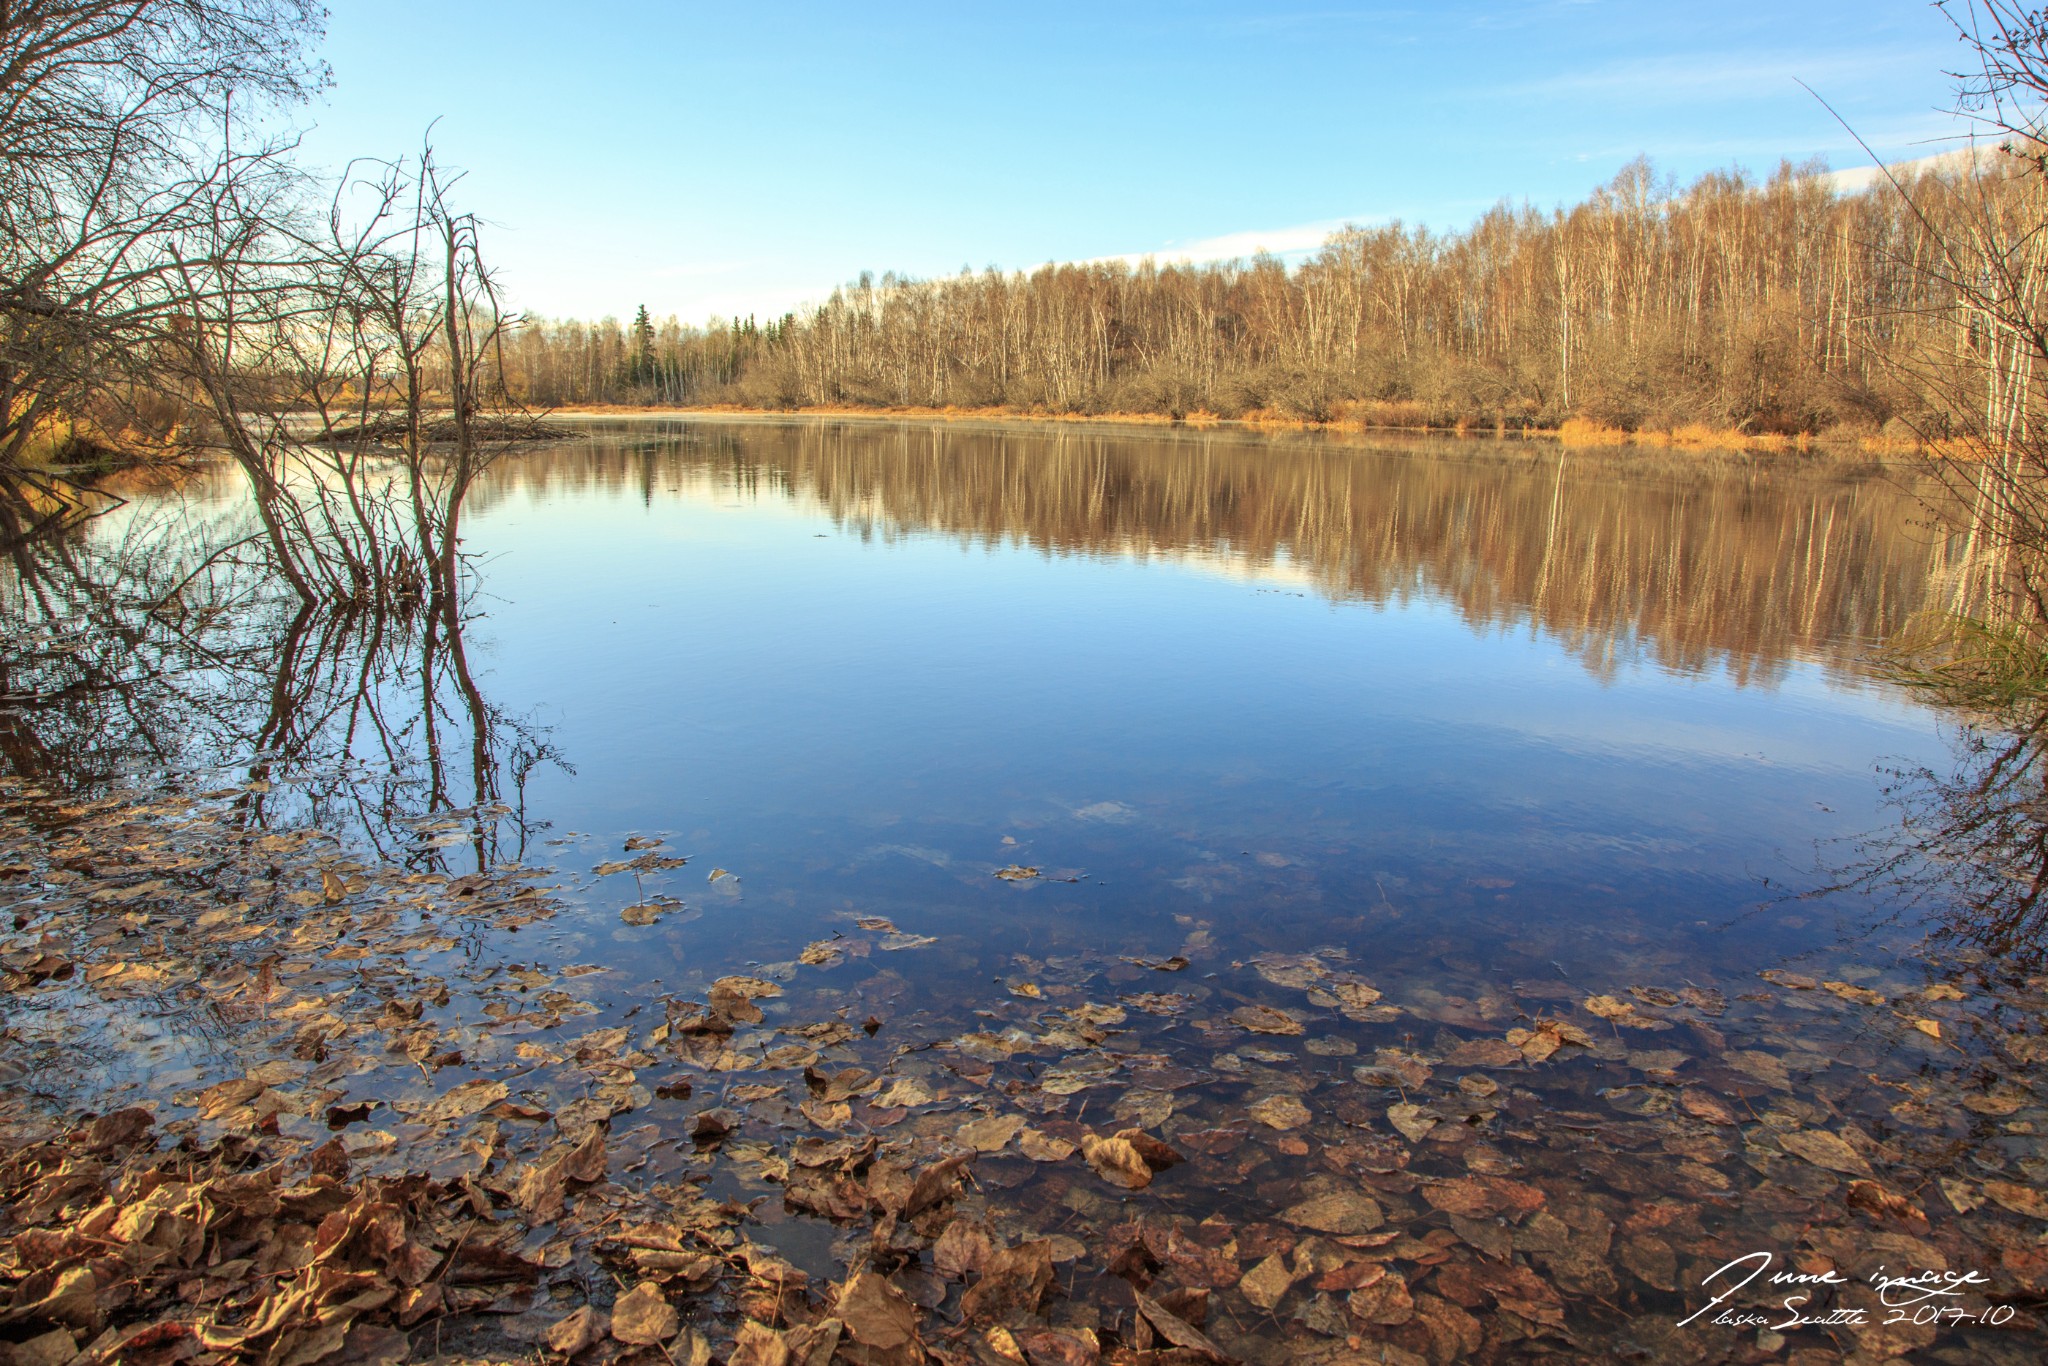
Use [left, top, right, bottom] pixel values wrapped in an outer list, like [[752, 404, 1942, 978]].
[[547, 1305, 609, 1355], [958, 1114, 1026, 1152], [1247, 1095, 1311, 1130], [1081, 1134, 1154, 1190], [1779, 1129, 1873, 1176], [1281, 1190, 1385, 1234], [1983, 1180, 2048, 1219], [611, 1282, 678, 1345], [1229, 1005, 1305, 1036], [1238, 1253, 1298, 1311], [1387, 1102, 1438, 1143]]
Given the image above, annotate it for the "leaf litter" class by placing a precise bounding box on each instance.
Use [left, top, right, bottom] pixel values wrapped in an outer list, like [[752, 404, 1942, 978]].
[[4, 777, 2048, 1364]]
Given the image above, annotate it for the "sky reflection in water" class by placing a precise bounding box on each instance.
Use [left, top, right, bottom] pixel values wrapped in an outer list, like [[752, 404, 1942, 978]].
[[443, 419, 1956, 991]]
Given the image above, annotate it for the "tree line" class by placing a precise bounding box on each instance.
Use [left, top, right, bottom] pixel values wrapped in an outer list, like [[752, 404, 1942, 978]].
[[501, 152, 2042, 442]]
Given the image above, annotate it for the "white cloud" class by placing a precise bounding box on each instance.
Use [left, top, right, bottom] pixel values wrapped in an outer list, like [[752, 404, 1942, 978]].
[[1078, 215, 1381, 269], [1505, 47, 1929, 104]]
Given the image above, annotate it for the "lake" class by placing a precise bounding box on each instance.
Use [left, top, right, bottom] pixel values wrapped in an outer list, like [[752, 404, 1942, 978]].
[[8, 417, 2043, 1363]]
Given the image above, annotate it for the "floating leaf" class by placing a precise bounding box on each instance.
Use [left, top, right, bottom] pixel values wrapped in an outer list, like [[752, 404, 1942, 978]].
[[1019, 1128, 1077, 1162], [405, 1079, 507, 1125], [1229, 1004, 1305, 1036], [1080, 1134, 1154, 1189], [1387, 1102, 1438, 1143], [1280, 1190, 1385, 1234], [1248, 1095, 1311, 1130], [1760, 969, 1819, 989], [958, 1114, 1026, 1152]]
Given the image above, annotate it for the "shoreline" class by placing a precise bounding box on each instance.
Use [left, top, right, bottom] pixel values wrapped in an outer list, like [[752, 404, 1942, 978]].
[[544, 403, 1921, 460]]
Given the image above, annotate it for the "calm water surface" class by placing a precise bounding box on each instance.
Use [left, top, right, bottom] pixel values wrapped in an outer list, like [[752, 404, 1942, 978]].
[[451, 419, 1955, 990]]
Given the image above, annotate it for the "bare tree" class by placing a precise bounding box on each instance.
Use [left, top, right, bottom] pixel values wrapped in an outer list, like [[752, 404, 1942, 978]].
[[0, 0, 326, 551]]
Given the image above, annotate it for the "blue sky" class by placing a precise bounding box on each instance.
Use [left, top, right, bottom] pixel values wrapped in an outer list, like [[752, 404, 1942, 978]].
[[296, 1, 1973, 324]]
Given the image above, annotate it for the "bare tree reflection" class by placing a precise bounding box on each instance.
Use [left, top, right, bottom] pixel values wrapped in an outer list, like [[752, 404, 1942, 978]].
[[1818, 686, 2048, 966], [0, 487, 562, 872]]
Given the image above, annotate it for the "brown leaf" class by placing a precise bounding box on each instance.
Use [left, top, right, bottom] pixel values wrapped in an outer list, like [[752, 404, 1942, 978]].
[[1237, 1253, 1298, 1311], [1421, 1176, 1545, 1219], [546, 1305, 608, 1355], [934, 1220, 995, 1279], [805, 1065, 877, 1103], [1822, 980, 1885, 1006], [836, 1272, 922, 1362], [960, 1240, 1055, 1322], [1131, 1291, 1232, 1362], [1011, 1327, 1099, 1366], [1779, 1129, 1873, 1177], [610, 1282, 678, 1345], [731, 1321, 793, 1366], [691, 1108, 738, 1145], [1386, 1102, 1437, 1143], [1846, 1179, 1927, 1224], [1113, 1128, 1184, 1173], [903, 1153, 974, 1217], [1759, 969, 1819, 989], [1247, 1095, 1310, 1130], [957, 1114, 1026, 1152], [406, 1079, 507, 1125], [1678, 1088, 1739, 1126], [1229, 1005, 1305, 1036], [1018, 1128, 1076, 1162], [1280, 1190, 1384, 1234], [1347, 1273, 1415, 1325], [1982, 1180, 2048, 1219], [1080, 1134, 1153, 1190]]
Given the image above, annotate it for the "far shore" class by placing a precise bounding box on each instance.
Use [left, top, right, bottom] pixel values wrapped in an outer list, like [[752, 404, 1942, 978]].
[[543, 402, 1924, 460]]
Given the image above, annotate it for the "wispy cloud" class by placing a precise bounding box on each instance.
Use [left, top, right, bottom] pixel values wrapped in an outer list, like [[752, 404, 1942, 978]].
[[1503, 47, 1930, 103], [1078, 215, 1382, 268]]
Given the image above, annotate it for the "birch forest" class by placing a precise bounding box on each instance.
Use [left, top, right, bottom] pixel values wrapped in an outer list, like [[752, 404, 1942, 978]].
[[500, 154, 2046, 441]]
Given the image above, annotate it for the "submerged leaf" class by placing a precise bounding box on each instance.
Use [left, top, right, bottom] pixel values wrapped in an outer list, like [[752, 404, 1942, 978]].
[[1229, 1005, 1305, 1036], [1247, 1095, 1311, 1130], [1779, 1129, 1873, 1176]]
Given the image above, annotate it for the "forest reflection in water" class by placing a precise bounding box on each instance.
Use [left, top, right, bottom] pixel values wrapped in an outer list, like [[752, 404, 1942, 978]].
[[471, 418, 1965, 687]]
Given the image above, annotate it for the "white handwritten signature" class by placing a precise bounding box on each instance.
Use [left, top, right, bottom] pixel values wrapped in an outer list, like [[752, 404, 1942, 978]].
[[1677, 1252, 2002, 1332]]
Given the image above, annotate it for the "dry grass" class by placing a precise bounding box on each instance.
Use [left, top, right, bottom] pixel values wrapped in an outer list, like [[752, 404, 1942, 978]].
[[545, 401, 1926, 460]]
